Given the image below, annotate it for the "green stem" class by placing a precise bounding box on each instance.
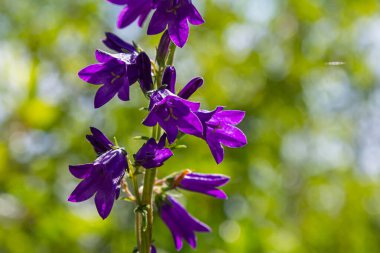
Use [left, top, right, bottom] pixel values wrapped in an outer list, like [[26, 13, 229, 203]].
[[167, 42, 176, 66]]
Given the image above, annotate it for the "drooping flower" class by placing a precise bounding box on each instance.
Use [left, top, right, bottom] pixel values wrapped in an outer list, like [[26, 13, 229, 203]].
[[196, 107, 247, 164], [107, 0, 156, 29], [147, 0, 204, 47], [157, 195, 211, 250], [78, 49, 152, 108], [142, 89, 203, 144], [134, 135, 173, 169], [174, 171, 230, 199], [68, 127, 128, 219]]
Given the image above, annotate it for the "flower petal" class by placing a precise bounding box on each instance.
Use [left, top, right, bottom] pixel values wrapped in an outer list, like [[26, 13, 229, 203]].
[[137, 52, 153, 92], [78, 64, 107, 84], [69, 164, 93, 179], [162, 66, 176, 93], [168, 14, 189, 48], [215, 110, 245, 125], [117, 6, 140, 29], [178, 77, 203, 99], [187, 4, 204, 25], [216, 125, 247, 148], [206, 135, 225, 164], [68, 175, 99, 202], [142, 111, 158, 127], [177, 112, 203, 138], [94, 82, 122, 108], [86, 127, 114, 154], [94, 177, 115, 219], [117, 77, 130, 101], [103, 32, 136, 53], [147, 9, 168, 35]]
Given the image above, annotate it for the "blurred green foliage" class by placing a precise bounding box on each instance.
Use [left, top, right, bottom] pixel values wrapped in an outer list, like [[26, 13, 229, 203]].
[[1, 0, 380, 252]]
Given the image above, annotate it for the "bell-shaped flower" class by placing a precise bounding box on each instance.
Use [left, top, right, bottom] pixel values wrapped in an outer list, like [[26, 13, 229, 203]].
[[147, 0, 204, 47], [142, 89, 203, 144], [157, 195, 211, 250], [78, 49, 152, 108], [134, 135, 173, 169], [107, 0, 156, 29], [68, 127, 128, 219], [196, 107, 247, 164], [175, 171, 230, 199]]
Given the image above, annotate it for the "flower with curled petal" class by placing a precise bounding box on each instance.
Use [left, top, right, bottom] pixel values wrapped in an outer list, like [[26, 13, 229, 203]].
[[68, 127, 128, 219], [196, 107, 247, 164], [157, 195, 211, 250]]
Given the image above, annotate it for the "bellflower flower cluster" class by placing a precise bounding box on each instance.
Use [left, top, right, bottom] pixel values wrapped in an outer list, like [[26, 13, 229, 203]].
[[69, 1, 248, 252]]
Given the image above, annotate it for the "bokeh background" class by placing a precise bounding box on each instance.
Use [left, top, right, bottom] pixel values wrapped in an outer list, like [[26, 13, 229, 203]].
[[1, 0, 380, 252]]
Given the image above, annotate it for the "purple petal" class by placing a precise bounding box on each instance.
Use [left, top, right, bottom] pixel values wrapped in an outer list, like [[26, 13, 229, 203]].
[[78, 64, 107, 85], [94, 82, 122, 108], [216, 125, 247, 148], [187, 4, 204, 25], [69, 164, 93, 179], [162, 66, 176, 93], [107, 0, 127, 5], [68, 175, 99, 202], [207, 136, 224, 164], [178, 77, 203, 99], [86, 127, 114, 154], [94, 177, 115, 219], [142, 111, 158, 126], [147, 9, 168, 35], [103, 32, 136, 53], [182, 173, 230, 187], [160, 119, 179, 144], [168, 15, 189, 48], [177, 112, 203, 138], [95, 50, 114, 63], [117, 6, 140, 29], [136, 52, 153, 92], [117, 78, 130, 101], [215, 110, 245, 125]]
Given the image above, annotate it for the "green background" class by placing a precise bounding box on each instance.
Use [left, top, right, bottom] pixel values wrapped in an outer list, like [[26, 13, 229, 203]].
[[1, 0, 380, 252]]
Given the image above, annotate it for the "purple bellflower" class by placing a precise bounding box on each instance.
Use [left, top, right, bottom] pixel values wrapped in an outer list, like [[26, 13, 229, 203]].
[[148, 0, 204, 48], [78, 48, 152, 108], [68, 127, 128, 219], [196, 107, 247, 164], [143, 88, 203, 144], [158, 195, 211, 250], [134, 135, 173, 169], [176, 172, 230, 199], [107, 0, 156, 29]]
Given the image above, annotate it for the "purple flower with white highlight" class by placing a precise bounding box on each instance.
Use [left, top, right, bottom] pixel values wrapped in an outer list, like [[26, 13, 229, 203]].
[[142, 89, 203, 144], [177, 172, 230, 199], [157, 195, 211, 250], [134, 135, 173, 169], [68, 127, 128, 219], [78, 49, 152, 108], [148, 0, 204, 47], [107, 0, 156, 29], [196, 107, 247, 164]]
